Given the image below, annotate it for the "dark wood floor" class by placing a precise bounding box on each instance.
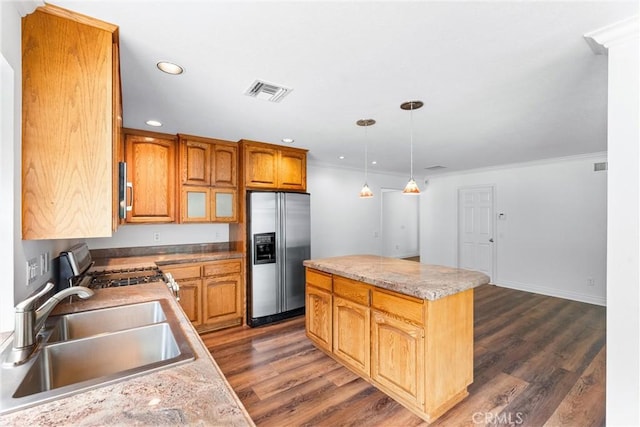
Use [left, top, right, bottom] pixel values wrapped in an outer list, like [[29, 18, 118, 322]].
[[202, 285, 605, 426]]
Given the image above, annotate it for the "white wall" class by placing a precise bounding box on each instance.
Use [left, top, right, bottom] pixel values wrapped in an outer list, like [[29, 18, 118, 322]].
[[420, 153, 607, 305], [1, 0, 68, 334], [598, 17, 640, 425], [307, 163, 415, 259], [381, 189, 419, 258], [86, 223, 230, 250]]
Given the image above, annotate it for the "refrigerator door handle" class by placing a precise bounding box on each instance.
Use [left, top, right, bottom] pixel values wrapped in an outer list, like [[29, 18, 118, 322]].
[[276, 193, 285, 313]]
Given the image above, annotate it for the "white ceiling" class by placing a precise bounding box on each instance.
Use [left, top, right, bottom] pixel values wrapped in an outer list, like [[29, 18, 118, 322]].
[[51, 1, 638, 177]]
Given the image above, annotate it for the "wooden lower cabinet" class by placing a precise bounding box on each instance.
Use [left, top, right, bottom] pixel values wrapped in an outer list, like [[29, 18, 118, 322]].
[[177, 278, 202, 326], [305, 269, 333, 352], [202, 259, 243, 330], [371, 309, 424, 410], [161, 258, 244, 332], [333, 296, 370, 376], [304, 267, 474, 423], [159, 264, 202, 326], [306, 285, 332, 352]]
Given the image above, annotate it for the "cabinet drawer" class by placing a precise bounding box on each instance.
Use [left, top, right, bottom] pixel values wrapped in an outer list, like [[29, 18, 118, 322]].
[[334, 276, 370, 306], [372, 289, 424, 325], [203, 259, 242, 277], [162, 264, 202, 280], [306, 268, 332, 292]]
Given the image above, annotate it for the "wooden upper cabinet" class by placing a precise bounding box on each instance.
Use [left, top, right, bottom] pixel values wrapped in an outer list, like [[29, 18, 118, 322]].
[[178, 134, 238, 223], [181, 140, 211, 186], [241, 140, 307, 191], [22, 5, 121, 239], [243, 143, 278, 188], [212, 144, 237, 187], [179, 134, 237, 187], [124, 130, 177, 223], [278, 148, 307, 190]]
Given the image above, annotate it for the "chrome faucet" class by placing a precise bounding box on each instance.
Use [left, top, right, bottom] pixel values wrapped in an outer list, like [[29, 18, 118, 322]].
[[4, 282, 94, 366]]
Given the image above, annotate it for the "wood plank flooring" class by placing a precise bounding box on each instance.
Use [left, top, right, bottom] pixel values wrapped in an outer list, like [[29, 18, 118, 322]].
[[201, 285, 605, 426]]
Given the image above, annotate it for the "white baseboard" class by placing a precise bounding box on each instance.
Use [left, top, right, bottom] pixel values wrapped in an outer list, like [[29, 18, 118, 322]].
[[495, 280, 606, 306]]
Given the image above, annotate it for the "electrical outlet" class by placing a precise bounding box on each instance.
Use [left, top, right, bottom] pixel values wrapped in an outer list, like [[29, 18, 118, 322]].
[[587, 277, 595, 287], [153, 232, 160, 242], [26, 257, 39, 286]]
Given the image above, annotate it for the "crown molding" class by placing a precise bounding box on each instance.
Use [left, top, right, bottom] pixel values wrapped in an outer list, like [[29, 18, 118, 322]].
[[13, 0, 45, 17], [584, 15, 639, 55]]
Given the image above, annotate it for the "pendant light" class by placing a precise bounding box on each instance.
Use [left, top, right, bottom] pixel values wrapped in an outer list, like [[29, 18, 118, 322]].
[[357, 119, 376, 198], [401, 100, 423, 195]]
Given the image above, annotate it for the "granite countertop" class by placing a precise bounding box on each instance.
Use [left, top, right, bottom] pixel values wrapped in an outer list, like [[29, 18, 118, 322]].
[[92, 251, 244, 270], [0, 282, 254, 426], [304, 255, 490, 300]]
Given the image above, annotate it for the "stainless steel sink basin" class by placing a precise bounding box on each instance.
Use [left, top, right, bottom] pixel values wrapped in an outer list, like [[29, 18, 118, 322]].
[[0, 299, 194, 415], [14, 323, 185, 397], [46, 300, 167, 343]]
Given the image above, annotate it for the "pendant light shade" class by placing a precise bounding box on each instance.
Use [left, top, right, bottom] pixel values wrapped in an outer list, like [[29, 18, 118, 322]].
[[402, 178, 420, 195], [357, 119, 376, 198], [359, 183, 374, 198], [401, 100, 423, 195]]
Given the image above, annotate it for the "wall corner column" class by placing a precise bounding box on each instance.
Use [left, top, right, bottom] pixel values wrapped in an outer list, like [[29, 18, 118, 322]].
[[586, 15, 640, 426]]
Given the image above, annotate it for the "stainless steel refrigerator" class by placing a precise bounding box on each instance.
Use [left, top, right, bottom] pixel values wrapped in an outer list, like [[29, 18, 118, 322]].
[[247, 191, 311, 327]]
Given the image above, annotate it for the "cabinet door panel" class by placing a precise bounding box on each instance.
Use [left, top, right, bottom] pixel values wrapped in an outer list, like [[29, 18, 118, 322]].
[[371, 310, 425, 410], [203, 276, 241, 324], [333, 296, 370, 376], [212, 144, 237, 187], [278, 149, 306, 190], [306, 286, 332, 352], [22, 8, 117, 239], [245, 146, 278, 188], [177, 278, 202, 326], [211, 189, 237, 222], [125, 134, 176, 223], [182, 140, 211, 185], [181, 186, 210, 222]]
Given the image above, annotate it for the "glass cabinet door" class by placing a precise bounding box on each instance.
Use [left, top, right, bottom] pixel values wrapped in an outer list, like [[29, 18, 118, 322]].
[[182, 187, 210, 222], [212, 189, 237, 222]]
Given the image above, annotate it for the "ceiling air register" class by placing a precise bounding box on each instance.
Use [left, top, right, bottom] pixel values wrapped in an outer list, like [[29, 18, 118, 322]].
[[244, 79, 292, 102]]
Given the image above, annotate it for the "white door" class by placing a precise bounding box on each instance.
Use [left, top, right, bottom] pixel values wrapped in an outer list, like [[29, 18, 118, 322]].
[[458, 186, 494, 281]]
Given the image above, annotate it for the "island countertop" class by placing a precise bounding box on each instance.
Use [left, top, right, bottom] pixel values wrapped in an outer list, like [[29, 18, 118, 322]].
[[0, 282, 254, 426], [303, 255, 490, 300]]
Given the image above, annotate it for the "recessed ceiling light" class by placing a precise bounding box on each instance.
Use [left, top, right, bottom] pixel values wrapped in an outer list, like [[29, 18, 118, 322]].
[[371, 161, 377, 165], [282, 138, 294, 144], [156, 61, 184, 75], [339, 156, 345, 160], [145, 120, 162, 127]]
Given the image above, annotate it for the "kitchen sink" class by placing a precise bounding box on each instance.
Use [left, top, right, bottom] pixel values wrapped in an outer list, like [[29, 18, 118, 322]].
[[0, 299, 194, 415], [46, 300, 167, 343], [14, 323, 183, 397]]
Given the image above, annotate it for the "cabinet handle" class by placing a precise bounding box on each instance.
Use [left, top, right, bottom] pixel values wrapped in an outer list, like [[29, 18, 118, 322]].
[[126, 182, 134, 212]]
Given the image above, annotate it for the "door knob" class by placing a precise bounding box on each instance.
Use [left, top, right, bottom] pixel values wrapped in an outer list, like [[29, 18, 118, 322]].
[[489, 238, 494, 243]]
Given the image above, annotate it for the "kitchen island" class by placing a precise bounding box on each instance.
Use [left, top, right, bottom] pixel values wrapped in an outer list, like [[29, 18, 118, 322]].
[[0, 282, 254, 426], [303, 255, 490, 423]]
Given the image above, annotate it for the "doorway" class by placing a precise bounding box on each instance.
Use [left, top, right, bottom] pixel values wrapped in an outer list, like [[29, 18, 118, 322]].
[[458, 186, 495, 281], [381, 189, 419, 259]]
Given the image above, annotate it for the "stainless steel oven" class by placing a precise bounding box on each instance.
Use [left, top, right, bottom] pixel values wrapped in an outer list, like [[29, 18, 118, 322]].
[[57, 243, 179, 299]]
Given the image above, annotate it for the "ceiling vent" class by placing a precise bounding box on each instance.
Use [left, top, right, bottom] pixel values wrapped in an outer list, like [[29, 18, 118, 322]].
[[244, 80, 292, 103], [425, 165, 447, 171]]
